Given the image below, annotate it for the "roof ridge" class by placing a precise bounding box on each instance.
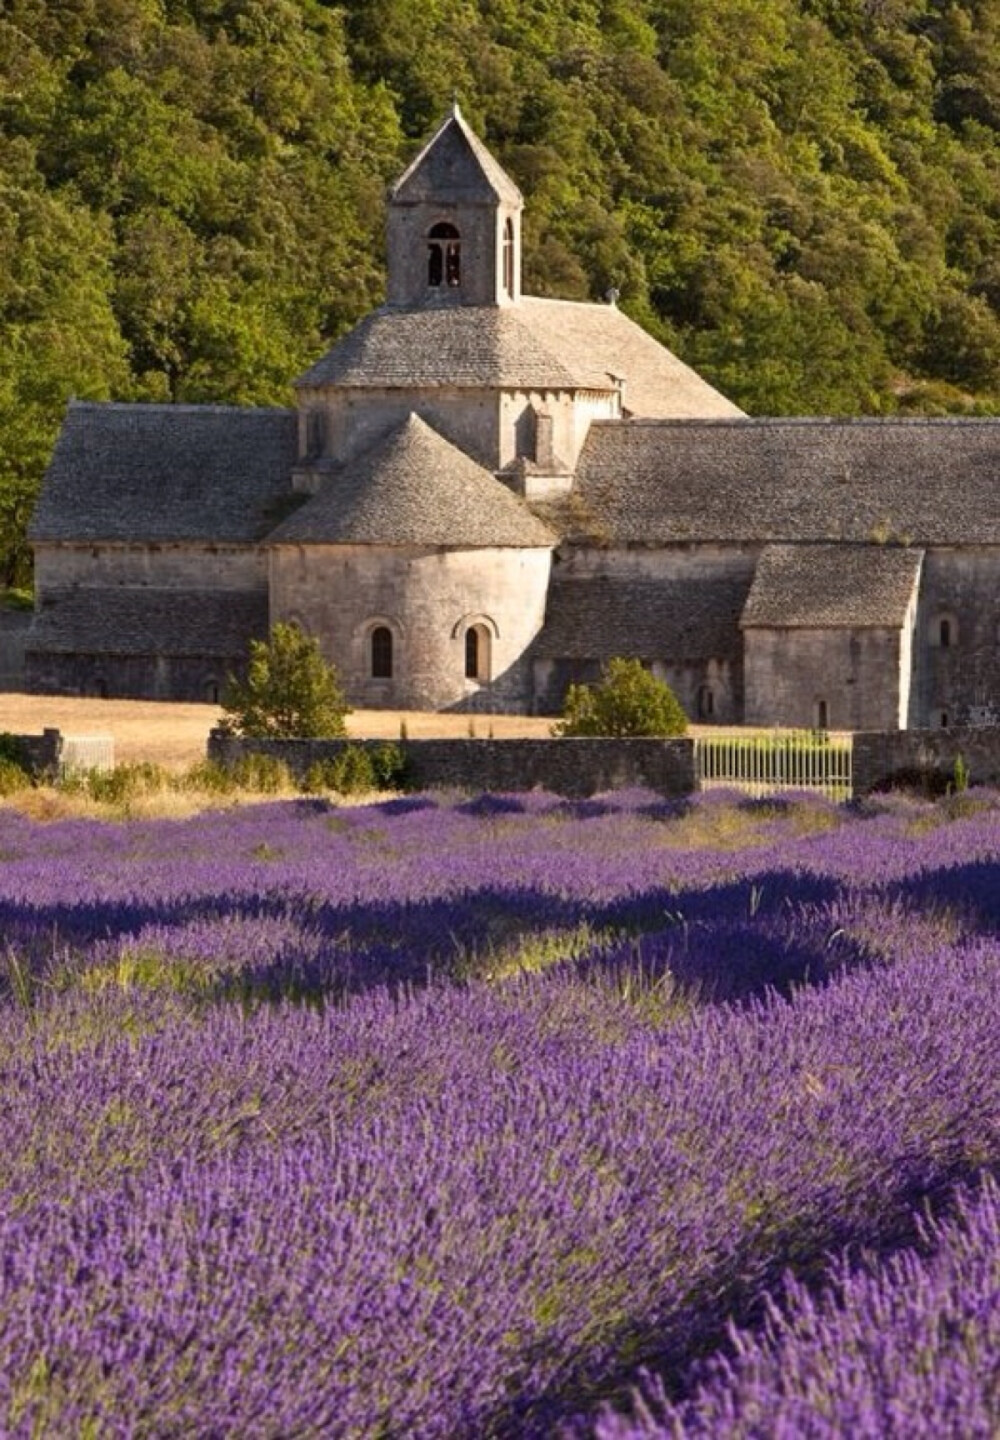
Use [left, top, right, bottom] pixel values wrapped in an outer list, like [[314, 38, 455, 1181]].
[[67, 399, 295, 417], [589, 415, 1000, 430]]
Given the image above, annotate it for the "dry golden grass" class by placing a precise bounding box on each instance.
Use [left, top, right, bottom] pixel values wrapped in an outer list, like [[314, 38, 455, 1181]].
[[0, 694, 553, 770]]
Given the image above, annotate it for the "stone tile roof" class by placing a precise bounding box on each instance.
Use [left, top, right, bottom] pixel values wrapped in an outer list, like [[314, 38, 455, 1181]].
[[741, 544, 924, 628], [267, 414, 555, 548], [535, 573, 752, 661], [572, 418, 1000, 544], [30, 402, 297, 543], [27, 589, 267, 656], [391, 105, 522, 206], [296, 300, 742, 418]]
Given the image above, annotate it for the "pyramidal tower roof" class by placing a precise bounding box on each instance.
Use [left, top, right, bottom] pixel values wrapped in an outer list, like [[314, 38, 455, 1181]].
[[390, 104, 522, 207], [268, 414, 554, 548]]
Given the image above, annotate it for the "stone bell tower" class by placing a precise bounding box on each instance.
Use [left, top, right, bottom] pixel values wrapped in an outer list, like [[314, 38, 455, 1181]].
[[385, 104, 523, 308]]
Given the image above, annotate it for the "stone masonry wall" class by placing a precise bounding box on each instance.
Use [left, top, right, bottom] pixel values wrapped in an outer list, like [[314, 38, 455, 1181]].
[[208, 733, 696, 799], [853, 727, 1000, 793]]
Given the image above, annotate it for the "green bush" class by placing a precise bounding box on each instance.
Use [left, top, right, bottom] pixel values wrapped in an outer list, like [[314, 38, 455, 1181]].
[[303, 747, 373, 795], [229, 754, 295, 793], [0, 733, 30, 769], [302, 743, 408, 796], [60, 762, 168, 805], [552, 658, 688, 738], [219, 622, 349, 740], [0, 757, 31, 796]]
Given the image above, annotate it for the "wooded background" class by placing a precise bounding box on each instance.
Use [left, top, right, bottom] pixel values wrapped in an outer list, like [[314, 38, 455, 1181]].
[[4, 0, 1000, 587]]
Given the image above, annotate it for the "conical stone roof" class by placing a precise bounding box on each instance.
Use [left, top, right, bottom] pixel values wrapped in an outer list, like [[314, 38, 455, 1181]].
[[267, 414, 555, 548]]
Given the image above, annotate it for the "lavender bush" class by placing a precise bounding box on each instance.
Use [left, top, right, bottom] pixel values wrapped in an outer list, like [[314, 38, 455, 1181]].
[[0, 788, 998, 1435]]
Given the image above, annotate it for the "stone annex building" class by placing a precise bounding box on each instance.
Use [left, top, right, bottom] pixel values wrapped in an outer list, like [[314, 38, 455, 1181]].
[[25, 108, 1000, 729]]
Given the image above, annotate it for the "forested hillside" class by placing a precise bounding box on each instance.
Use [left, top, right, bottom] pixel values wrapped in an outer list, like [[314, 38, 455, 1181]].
[[4, 0, 1000, 585]]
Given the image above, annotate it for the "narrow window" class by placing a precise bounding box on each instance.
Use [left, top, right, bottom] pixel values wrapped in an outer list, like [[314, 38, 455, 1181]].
[[371, 626, 393, 679], [503, 217, 514, 297], [939, 710, 950, 729], [697, 685, 715, 720], [205, 679, 220, 704], [940, 617, 952, 648], [816, 699, 829, 730], [428, 223, 461, 289], [305, 410, 326, 459], [464, 624, 491, 682]]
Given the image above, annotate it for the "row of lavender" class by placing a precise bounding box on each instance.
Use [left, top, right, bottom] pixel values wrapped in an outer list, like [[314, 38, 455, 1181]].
[[0, 789, 998, 1434]]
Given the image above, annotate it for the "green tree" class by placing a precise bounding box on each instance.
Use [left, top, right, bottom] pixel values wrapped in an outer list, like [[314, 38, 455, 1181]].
[[553, 657, 688, 737], [220, 622, 349, 739]]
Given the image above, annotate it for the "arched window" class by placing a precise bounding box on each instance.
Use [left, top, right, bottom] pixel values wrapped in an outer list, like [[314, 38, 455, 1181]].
[[465, 624, 491, 682], [697, 684, 715, 721], [931, 613, 958, 648], [502, 217, 515, 297], [371, 626, 393, 679], [428, 223, 461, 288], [816, 699, 829, 730]]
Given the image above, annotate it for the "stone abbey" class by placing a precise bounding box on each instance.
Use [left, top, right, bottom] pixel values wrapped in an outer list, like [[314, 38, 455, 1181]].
[[26, 108, 1000, 730]]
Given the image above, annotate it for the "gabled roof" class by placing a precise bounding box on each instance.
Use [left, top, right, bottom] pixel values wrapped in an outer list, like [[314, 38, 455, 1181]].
[[569, 418, 1000, 545], [535, 573, 752, 661], [267, 414, 555, 548], [296, 299, 741, 417], [391, 104, 522, 206], [741, 544, 924, 629], [30, 402, 297, 543], [27, 589, 268, 656]]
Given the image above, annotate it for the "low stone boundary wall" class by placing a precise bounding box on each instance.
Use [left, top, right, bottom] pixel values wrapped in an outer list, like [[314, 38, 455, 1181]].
[[0, 728, 115, 776], [207, 733, 696, 799], [853, 728, 1000, 794]]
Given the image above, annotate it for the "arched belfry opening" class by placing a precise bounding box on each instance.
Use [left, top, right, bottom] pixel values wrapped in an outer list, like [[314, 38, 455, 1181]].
[[503, 217, 515, 299], [428, 223, 461, 289]]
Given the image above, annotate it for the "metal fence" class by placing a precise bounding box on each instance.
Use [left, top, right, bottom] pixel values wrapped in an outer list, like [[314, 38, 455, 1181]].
[[694, 731, 853, 801], [60, 734, 116, 775]]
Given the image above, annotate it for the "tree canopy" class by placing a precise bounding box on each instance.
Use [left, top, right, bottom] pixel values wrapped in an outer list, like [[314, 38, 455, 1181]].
[[7, 1, 1000, 584], [553, 657, 688, 737], [219, 621, 349, 738]]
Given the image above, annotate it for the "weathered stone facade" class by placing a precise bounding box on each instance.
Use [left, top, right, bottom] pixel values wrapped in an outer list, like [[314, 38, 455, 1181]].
[[24, 108, 1000, 731]]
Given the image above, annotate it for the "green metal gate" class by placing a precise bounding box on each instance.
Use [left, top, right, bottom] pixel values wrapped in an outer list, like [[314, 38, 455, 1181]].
[[694, 731, 853, 801]]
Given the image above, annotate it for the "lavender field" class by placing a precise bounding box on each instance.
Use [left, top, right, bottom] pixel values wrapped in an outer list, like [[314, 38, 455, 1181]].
[[1, 786, 1000, 1437]]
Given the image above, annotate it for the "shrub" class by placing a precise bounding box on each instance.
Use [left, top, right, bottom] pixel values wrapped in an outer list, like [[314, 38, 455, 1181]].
[[552, 657, 688, 737], [0, 732, 30, 769], [302, 743, 408, 796], [219, 622, 349, 739], [59, 762, 169, 805], [0, 758, 30, 796], [229, 754, 295, 793]]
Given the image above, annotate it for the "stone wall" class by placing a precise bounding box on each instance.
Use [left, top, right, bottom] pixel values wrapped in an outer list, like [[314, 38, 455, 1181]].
[[911, 548, 1000, 727], [23, 651, 235, 702], [0, 729, 106, 775], [744, 626, 905, 731], [207, 733, 696, 798], [33, 542, 267, 591], [270, 542, 551, 712], [853, 727, 1000, 793], [0, 611, 30, 690], [302, 385, 503, 472]]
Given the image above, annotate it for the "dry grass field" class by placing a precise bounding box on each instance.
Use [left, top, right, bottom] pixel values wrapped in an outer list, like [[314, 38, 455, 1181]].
[[0, 694, 554, 769]]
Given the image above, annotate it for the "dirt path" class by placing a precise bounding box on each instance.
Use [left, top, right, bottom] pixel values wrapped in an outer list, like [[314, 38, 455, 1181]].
[[0, 695, 554, 769]]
